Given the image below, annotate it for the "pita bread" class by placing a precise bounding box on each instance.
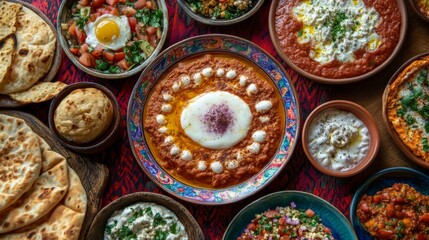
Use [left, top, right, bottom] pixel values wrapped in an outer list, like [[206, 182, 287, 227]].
[[0, 36, 15, 84], [0, 114, 42, 212], [0, 6, 56, 94], [0, 1, 21, 41], [0, 157, 69, 233], [0, 168, 87, 240], [8, 81, 67, 104]]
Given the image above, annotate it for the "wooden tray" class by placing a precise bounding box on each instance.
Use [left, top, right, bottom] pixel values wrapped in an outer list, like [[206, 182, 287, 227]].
[[0, 110, 109, 240], [0, 0, 62, 108]]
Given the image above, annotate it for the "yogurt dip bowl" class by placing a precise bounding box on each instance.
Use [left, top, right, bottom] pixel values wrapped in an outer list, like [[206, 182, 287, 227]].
[[302, 100, 380, 177]]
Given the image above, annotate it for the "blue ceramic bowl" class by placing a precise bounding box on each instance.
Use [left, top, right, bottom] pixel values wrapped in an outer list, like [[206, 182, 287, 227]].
[[350, 167, 429, 239], [224, 190, 358, 239]]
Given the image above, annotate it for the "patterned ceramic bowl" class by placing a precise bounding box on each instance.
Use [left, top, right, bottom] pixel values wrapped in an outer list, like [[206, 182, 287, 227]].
[[127, 34, 301, 205], [224, 191, 358, 239]]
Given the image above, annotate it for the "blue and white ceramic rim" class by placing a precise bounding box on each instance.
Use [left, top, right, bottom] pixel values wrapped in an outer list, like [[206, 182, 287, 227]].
[[127, 34, 301, 205]]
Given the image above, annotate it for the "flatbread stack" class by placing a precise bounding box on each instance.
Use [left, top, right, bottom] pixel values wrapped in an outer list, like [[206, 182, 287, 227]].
[[0, 1, 66, 104], [0, 114, 87, 240]]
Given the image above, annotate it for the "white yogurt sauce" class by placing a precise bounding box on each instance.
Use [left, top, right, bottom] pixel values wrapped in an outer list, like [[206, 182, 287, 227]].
[[104, 202, 188, 240], [307, 109, 370, 171], [293, 0, 381, 64]]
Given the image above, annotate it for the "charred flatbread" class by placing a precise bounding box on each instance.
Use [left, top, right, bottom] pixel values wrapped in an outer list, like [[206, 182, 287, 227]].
[[0, 114, 41, 212], [0, 36, 15, 84], [0, 167, 87, 240], [0, 1, 21, 41], [0, 150, 69, 233], [0, 6, 55, 94], [8, 81, 67, 104]]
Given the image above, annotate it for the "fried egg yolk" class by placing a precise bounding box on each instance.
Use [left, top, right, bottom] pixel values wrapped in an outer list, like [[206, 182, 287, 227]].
[[95, 19, 120, 44]]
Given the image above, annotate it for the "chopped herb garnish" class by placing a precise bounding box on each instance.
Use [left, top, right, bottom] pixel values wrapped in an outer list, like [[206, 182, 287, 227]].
[[95, 60, 121, 73], [405, 115, 416, 125], [124, 41, 145, 66], [155, 229, 168, 240], [331, 11, 347, 42], [422, 138, 429, 152], [401, 95, 418, 111], [153, 213, 167, 227], [105, 220, 117, 234], [419, 105, 429, 119], [115, 225, 137, 239], [397, 108, 406, 117], [145, 207, 153, 217], [170, 222, 178, 234], [298, 29, 303, 37], [135, 9, 163, 28]]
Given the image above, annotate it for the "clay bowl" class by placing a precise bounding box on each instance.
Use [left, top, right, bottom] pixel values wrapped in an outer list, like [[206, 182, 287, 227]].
[[268, 0, 407, 84], [56, 0, 169, 79], [177, 0, 264, 26], [302, 100, 380, 177], [86, 192, 204, 239], [382, 52, 429, 169], [48, 82, 121, 154], [408, 0, 429, 23]]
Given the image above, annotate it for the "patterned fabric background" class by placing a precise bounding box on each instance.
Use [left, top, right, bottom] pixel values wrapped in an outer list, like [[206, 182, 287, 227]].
[[17, 1, 368, 239]]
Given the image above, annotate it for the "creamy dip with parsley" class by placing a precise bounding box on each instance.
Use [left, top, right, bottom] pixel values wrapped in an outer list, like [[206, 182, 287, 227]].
[[104, 202, 188, 240], [307, 109, 370, 171]]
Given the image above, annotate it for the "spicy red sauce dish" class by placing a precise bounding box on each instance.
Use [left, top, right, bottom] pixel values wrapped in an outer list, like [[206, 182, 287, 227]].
[[357, 183, 429, 239], [270, 0, 406, 83]]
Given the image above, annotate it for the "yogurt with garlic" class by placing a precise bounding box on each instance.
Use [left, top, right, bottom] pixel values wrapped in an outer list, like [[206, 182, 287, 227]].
[[104, 202, 188, 240], [307, 109, 370, 171]]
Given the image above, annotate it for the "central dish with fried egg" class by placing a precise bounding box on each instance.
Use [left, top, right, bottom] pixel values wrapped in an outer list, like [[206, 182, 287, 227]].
[[143, 53, 285, 188], [62, 0, 163, 73]]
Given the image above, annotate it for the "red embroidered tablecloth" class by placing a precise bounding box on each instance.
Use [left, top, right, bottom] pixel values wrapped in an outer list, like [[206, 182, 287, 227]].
[[19, 1, 362, 239]]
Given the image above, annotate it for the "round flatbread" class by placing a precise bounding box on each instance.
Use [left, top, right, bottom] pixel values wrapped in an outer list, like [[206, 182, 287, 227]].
[[0, 6, 56, 94], [8, 81, 67, 104], [0, 151, 69, 233], [0, 167, 87, 240], [0, 1, 21, 42], [0, 114, 42, 212], [0, 36, 16, 84]]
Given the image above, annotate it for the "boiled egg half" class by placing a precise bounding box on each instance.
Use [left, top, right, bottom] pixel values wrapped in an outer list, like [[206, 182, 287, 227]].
[[84, 14, 131, 51]]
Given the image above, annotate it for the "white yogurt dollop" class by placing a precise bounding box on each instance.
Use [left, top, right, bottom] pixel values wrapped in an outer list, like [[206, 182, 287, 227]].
[[180, 91, 252, 149], [307, 109, 370, 171]]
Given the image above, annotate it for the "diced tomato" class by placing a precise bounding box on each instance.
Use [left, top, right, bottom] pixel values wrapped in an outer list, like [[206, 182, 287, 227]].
[[376, 229, 394, 238], [114, 52, 125, 61], [103, 51, 115, 62], [79, 53, 95, 67], [78, 0, 90, 6], [91, 45, 104, 58], [149, 34, 157, 47], [134, 0, 146, 9], [105, 0, 118, 6], [69, 47, 80, 55], [305, 209, 315, 218], [421, 213, 429, 225], [416, 233, 428, 240], [246, 223, 256, 231], [79, 43, 90, 54], [121, 6, 137, 17], [68, 22, 77, 37], [117, 59, 130, 70], [373, 195, 381, 203], [385, 204, 395, 218], [91, 0, 104, 8], [128, 17, 137, 32], [324, 227, 331, 234], [75, 27, 87, 44], [110, 7, 119, 16], [146, 0, 155, 10], [277, 226, 285, 235], [118, 0, 126, 2], [279, 236, 290, 240], [145, 26, 157, 35], [264, 210, 279, 218], [278, 217, 285, 226], [90, 13, 100, 22]]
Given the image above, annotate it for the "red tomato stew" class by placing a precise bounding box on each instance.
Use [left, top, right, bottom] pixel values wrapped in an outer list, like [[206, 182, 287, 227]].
[[357, 183, 429, 239], [61, 0, 163, 73], [238, 203, 335, 240]]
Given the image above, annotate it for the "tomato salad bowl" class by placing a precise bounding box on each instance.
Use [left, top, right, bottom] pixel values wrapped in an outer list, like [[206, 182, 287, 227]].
[[57, 0, 168, 79]]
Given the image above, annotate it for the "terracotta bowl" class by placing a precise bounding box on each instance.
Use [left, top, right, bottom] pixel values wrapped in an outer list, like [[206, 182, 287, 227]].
[[48, 82, 121, 154], [177, 0, 264, 26], [86, 192, 204, 239], [302, 100, 380, 177], [408, 0, 429, 23], [382, 52, 429, 169], [268, 0, 408, 84], [56, 0, 169, 79]]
